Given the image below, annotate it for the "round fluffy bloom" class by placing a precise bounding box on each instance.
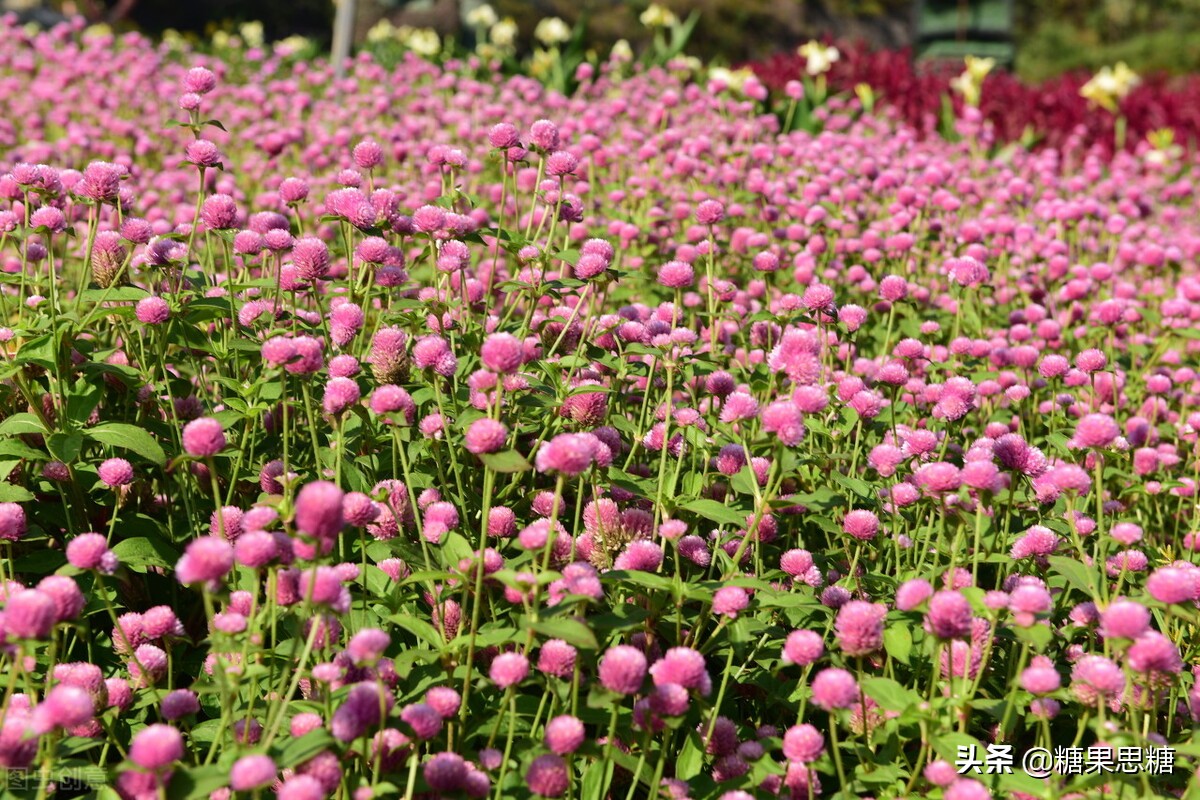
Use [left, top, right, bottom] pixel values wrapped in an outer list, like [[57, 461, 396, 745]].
[[175, 537, 234, 585], [842, 509, 879, 541], [160, 689, 200, 720], [1145, 567, 1198, 604], [1072, 413, 1120, 449], [613, 540, 663, 571], [183, 66, 216, 94], [544, 715, 585, 754], [480, 332, 524, 373], [535, 433, 596, 476], [401, 703, 443, 740], [135, 296, 170, 324], [926, 591, 973, 639], [650, 648, 711, 695], [0, 503, 27, 541], [294, 481, 345, 541], [347, 628, 390, 664], [277, 775, 325, 800], [526, 754, 569, 798], [291, 237, 331, 282], [695, 200, 725, 225], [712, 586, 749, 618], [538, 640, 578, 679], [182, 417, 225, 457], [782, 724, 824, 763], [1099, 600, 1150, 640], [658, 260, 694, 288], [231, 755, 277, 791], [489, 652, 530, 688], [98, 458, 134, 487], [425, 687, 461, 719], [423, 752, 467, 792], [66, 532, 117, 572], [322, 377, 361, 416], [810, 668, 859, 710], [782, 630, 824, 666], [465, 418, 508, 455], [834, 601, 886, 656], [129, 724, 184, 770], [31, 685, 94, 734], [598, 645, 647, 695]]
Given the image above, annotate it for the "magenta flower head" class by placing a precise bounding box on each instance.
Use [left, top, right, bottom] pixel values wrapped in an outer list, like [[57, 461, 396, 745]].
[[526, 754, 569, 798], [230, 754, 277, 791], [1146, 567, 1199, 604], [135, 296, 170, 324], [782, 724, 824, 763], [322, 377, 361, 416], [183, 66, 216, 94], [658, 260, 694, 288], [712, 586, 749, 618], [129, 724, 184, 771], [544, 715, 585, 755], [4, 589, 58, 639], [480, 332, 524, 374], [347, 628, 390, 665], [200, 194, 238, 230], [925, 590, 973, 639], [489, 652, 530, 688], [353, 140, 384, 170], [538, 639, 578, 678], [598, 645, 647, 695], [185, 139, 221, 168], [650, 647, 711, 695], [291, 237, 331, 282], [176, 537, 234, 586], [782, 630, 824, 666], [66, 532, 118, 573], [98, 458, 134, 487], [465, 418, 508, 455], [695, 200, 725, 225], [842, 509, 879, 541], [294, 481, 345, 541], [160, 689, 200, 721], [810, 668, 860, 710], [535, 433, 596, 476], [1071, 413, 1120, 449], [182, 417, 225, 457], [1098, 599, 1150, 640], [0, 502, 27, 541], [423, 752, 468, 793], [277, 775, 325, 800], [31, 685, 94, 734], [834, 601, 886, 656], [488, 123, 520, 149]]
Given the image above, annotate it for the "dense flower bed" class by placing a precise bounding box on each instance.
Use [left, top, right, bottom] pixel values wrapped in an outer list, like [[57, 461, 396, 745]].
[[750, 42, 1200, 158], [1, 15, 1200, 800]]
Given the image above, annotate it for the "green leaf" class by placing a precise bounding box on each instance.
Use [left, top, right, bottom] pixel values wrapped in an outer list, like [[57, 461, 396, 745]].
[[0, 439, 45, 460], [79, 286, 149, 304], [861, 676, 920, 712], [0, 483, 34, 502], [675, 730, 704, 780], [276, 728, 336, 768], [165, 764, 230, 800], [679, 498, 747, 529], [111, 535, 180, 571], [525, 616, 599, 650], [1047, 555, 1096, 599], [85, 423, 166, 466], [0, 412, 48, 436], [479, 450, 532, 473], [883, 625, 912, 665], [47, 431, 84, 463], [832, 472, 873, 498]]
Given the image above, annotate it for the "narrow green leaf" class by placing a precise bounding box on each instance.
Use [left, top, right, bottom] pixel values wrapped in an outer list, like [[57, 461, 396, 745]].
[[85, 423, 167, 466]]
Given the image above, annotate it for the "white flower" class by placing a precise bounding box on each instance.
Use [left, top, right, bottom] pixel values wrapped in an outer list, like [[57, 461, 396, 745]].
[[797, 40, 839, 76], [466, 4, 498, 29], [239, 21, 264, 49], [366, 19, 396, 44], [400, 26, 441, 57], [640, 3, 678, 28], [489, 18, 518, 47], [610, 39, 634, 62], [534, 17, 571, 46]]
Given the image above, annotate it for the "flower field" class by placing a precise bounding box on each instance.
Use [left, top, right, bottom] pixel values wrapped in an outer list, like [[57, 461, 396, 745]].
[[1, 15, 1200, 800]]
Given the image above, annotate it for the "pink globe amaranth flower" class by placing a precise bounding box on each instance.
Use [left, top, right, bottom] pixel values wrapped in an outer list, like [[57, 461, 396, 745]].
[[294, 481, 345, 541], [370, 385, 415, 422], [529, 119, 560, 151], [490, 652, 530, 688], [480, 332, 524, 374], [613, 540, 663, 572], [291, 237, 330, 282], [719, 391, 759, 423], [598, 645, 647, 695], [394, 703, 440, 742], [782, 724, 824, 763], [695, 199, 725, 225], [230, 754, 276, 791], [657, 260, 694, 288], [650, 647, 711, 695], [843, 509, 879, 541], [782, 629, 824, 666], [465, 418, 508, 455], [1020, 657, 1062, 695], [0, 502, 27, 541], [1098, 599, 1150, 640], [31, 685, 94, 734], [332, 682, 392, 742], [544, 715, 585, 754], [175, 536, 234, 586], [835, 601, 886, 656], [200, 193, 237, 230], [97, 458, 134, 487], [277, 775, 325, 800], [944, 778, 991, 800], [182, 417, 224, 457], [810, 668, 859, 710], [1072, 413, 1120, 449], [37, 576, 84, 623], [353, 140, 384, 170], [1146, 566, 1200, 604], [322, 377, 361, 416], [347, 628, 390, 665], [535, 433, 596, 476], [538, 640, 577, 679], [526, 754, 569, 798], [423, 687, 461, 720], [129, 723, 183, 770], [488, 122, 520, 149], [183, 66, 216, 94], [185, 139, 221, 168], [4, 589, 58, 639], [424, 752, 468, 792], [135, 296, 170, 324], [895, 578, 933, 611], [761, 400, 804, 446], [160, 689, 200, 721], [235, 530, 277, 568], [1126, 631, 1183, 675], [711, 586, 749, 618], [925, 591, 973, 639]]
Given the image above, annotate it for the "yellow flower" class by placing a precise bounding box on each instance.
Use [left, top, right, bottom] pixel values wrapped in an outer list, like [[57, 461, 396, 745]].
[[366, 19, 397, 44], [964, 56, 995, 82], [950, 71, 980, 107], [709, 66, 752, 91], [239, 21, 264, 48], [797, 40, 839, 76], [466, 4, 498, 29], [530, 48, 556, 77], [534, 17, 571, 46], [640, 3, 678, 28], [854, 82, 875, 111], [489, 18, 518, 48], [399, 27, 441, 57], [1080, 62, 1140, 113], [610, 39, 634, 62]]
